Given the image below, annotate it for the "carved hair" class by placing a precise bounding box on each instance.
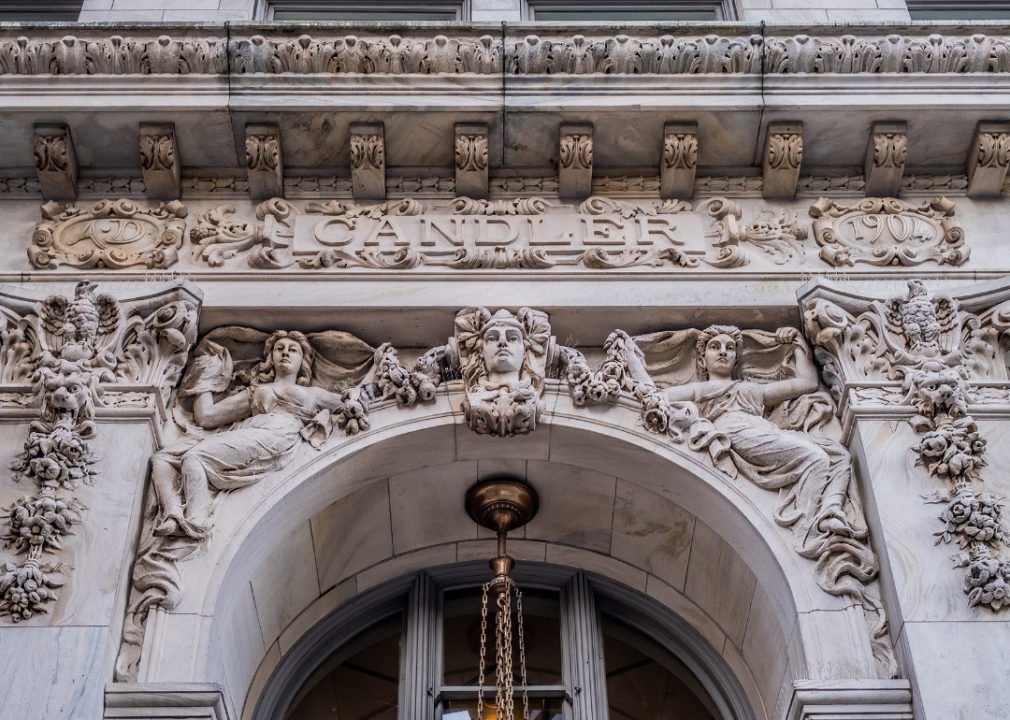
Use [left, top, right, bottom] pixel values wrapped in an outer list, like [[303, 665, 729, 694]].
[[255, 330, 315, 387], [696, 324, 744, 380]]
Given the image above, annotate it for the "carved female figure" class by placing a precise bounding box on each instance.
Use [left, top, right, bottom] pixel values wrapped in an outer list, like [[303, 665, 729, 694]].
[[454, 307, 552, 436], [621, 325, 867, 566], [151, 330, 366, 538]]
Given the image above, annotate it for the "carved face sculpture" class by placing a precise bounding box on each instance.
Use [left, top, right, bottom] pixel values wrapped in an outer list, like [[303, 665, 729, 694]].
[[704, 334, 738, 378], [272, 337, 304, 378], [482, 325, 525, 375]]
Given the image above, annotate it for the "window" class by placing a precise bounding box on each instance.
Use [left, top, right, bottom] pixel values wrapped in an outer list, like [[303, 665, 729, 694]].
[[522, 0, 736, 21], [261, 0, 469, 21], [280, 574, 723, 720], [285, 614, 402, 720], [0, 0, 82, 21], [907, 1, 1010, 19]]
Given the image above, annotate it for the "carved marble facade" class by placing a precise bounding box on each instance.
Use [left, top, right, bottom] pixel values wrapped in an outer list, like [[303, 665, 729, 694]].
[[5, 7, 1010, 720]]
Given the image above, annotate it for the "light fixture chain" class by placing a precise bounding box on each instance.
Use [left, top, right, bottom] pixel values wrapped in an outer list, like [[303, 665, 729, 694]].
[[516, 585, 529, 720], [478, 581, 489, 720]]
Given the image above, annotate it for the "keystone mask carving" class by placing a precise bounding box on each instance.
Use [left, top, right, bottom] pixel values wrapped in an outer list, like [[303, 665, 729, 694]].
[[449, 307, 555, 437]]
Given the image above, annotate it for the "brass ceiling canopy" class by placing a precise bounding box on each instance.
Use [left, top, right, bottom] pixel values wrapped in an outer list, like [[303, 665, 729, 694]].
[[465, 477, 539, 534]]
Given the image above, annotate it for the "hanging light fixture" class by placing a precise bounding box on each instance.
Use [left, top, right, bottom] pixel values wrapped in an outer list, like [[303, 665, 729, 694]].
[[465, 478, 540, 720]]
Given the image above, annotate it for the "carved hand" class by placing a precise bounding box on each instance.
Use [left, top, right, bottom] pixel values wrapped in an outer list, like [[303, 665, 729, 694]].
[[776, 327, 799, 345]]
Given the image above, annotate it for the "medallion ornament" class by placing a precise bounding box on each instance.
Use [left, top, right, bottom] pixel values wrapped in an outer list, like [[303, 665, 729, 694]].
[[29, 198, 188, 270], [809, 196, 966, 268]]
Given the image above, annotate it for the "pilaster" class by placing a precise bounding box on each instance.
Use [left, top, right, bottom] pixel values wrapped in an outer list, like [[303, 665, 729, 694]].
[[800, 276, 1010, 720], [0, 281, 202, 720]]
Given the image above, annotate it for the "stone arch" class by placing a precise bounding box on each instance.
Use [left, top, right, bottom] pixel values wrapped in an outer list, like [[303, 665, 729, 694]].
[[134, 390, 880, 720]]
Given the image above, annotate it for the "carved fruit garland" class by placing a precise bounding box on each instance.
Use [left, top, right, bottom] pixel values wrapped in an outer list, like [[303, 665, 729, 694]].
[[905, 364, 1010, 611]]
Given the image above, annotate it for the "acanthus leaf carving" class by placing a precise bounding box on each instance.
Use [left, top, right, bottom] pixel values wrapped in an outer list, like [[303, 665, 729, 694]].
[[703, 197, 809, 266], [663, 132, 698, 170], [767, 132, 803, 170], [350, 134, 385, 171], [140, 134, 174, 172], [30, 198, 188, 270], [455, 134, 488, 173], [809, 196, 967, 268], [559, 134, 592, 170], [245, 133, 279, 172]]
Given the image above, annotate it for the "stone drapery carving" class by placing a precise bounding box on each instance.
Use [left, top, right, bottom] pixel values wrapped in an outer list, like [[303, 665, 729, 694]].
[[0, 281, 200, 623], [601, 323, 895, 677], [809, 197, 966, 268], [148, 327, 376, 539], [449, 307, 556, 437], [454, 134, 488, 172], [30, 198, 188, 270], [803, 280, 1010, 611], [6, 29, 1010, 77], [116, 323, 446, 680]]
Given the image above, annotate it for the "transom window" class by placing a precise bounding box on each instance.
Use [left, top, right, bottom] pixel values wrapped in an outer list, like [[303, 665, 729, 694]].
[[907, 1, 1010, 19], [261, 0, 469, 21], [0, 0, 83, 21], [522, 0, 736, 21], [282, 572, 721, 720]]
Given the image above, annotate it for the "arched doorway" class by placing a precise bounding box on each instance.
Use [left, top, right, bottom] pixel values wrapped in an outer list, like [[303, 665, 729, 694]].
[[127, 396, 883, 720]]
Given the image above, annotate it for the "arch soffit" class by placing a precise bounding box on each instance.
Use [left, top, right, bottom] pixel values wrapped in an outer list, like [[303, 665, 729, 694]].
[[201, 396, 822, 624], [187, 394, 837, 665]]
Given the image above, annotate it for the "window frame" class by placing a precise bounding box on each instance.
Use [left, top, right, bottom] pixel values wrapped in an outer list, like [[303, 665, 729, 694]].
[[907, 0, 1010, 20], [257, 0, 471, 21], [0, 0, 83, 21], [521, 0, 738, 22], [255, 564, 756, 720]]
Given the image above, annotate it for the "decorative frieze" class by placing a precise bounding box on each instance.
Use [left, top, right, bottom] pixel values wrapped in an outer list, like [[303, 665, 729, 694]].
[[186, 195, 823, 271], [558, 123, 593, 200], [350, 123, 386, 201], [454, 123, 489, 200], [6, 29, 1010, 77], [809, 196, 966, 267], [139, 124, 180, 201], [966, 121, 1010, 198], [661, 122, 698, 200], [864, 123, 907, 198], [33, 124, 78, 202], [30, 198, 188, 270], [762, 123, 803, 200], [245, 124, 283, 201]]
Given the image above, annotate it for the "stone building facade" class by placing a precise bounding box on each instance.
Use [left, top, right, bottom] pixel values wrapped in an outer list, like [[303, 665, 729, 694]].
[[1, 1, 1009, 719]]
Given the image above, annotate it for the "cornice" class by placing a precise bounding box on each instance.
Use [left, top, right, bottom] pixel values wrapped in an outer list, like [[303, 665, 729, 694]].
[[5, 22, 1010, 77]]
